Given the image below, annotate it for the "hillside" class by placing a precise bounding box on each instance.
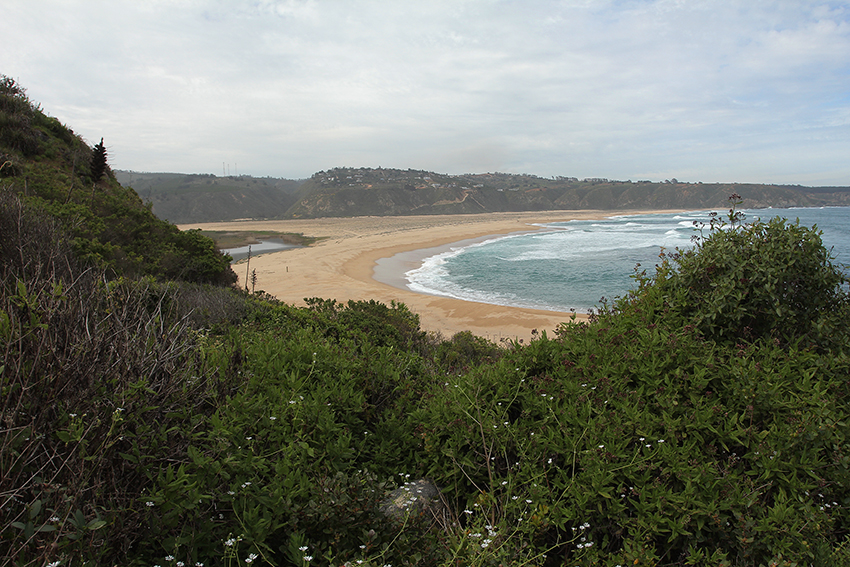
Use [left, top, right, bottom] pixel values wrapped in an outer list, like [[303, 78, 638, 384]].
[[115, 170, 304, 223], [0, 76, 235, 285], [125, 166, 850, 222], [289, 167, 850, 217]]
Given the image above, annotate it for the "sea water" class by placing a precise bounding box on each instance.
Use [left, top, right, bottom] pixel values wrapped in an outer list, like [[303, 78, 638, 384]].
[[405, 207, 850, 313]]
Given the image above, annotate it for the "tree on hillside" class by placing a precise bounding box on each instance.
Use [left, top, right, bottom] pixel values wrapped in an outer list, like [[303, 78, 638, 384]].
[[90, 137, 107, 181]]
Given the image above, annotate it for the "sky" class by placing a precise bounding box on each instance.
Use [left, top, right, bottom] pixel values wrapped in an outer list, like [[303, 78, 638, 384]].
[[3, 1, 850, 185]]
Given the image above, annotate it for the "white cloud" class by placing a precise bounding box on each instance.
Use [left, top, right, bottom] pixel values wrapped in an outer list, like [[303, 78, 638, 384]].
[[1, 0, 849, 184]]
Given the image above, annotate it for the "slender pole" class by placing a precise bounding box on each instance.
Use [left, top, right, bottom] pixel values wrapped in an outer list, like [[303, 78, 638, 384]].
[[245, 245, 251, 292]]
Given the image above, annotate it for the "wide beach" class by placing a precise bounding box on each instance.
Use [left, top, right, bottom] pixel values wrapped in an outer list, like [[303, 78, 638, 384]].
[[181, 211, 671, 342]]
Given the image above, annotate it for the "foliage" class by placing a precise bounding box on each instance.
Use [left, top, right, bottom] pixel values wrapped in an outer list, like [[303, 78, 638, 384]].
[[0, 75, 236, 286], [0, 193, 231, 564], [3, 154, 849, 566], [623, 197, 849, 349], [90, 137, 107, 182], [435, 330, 503, 373]]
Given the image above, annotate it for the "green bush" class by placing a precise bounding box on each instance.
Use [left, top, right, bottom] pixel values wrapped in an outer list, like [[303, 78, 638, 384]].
[[624, 204, 849, 349], [4, 189, 849, 566], [436, 330, 503, 373]]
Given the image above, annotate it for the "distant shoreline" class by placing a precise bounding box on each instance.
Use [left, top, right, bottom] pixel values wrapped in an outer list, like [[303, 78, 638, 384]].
[[181, 210, 681, 342]]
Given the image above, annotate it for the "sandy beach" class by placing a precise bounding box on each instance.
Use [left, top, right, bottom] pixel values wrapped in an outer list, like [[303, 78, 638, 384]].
[[181, 211, 671, 343]]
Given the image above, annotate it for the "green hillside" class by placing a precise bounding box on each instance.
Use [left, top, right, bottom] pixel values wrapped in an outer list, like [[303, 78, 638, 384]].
[[115, 171, 303, 223], [127, 165, 850, 223], [288, 167, 850, 218], [0, 76, 235, 285]]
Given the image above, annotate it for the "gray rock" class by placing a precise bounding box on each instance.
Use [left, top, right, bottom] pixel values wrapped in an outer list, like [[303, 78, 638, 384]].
[[379, 479, 447, 525]]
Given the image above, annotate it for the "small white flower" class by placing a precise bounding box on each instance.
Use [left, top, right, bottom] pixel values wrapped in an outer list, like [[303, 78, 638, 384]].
[[303, 556, 313, 562], [464, 509, 473, 514], [165, 556, 174, 562], [146, 501, 155, 507], [270, 416, 277, 420], [245, 553, 258, 564], [176, 562, 185, 567], [658, 439, 665, 443], [50, 516, 60, 522], [526, 499, 532, 503], [299, 546, 308, 551]]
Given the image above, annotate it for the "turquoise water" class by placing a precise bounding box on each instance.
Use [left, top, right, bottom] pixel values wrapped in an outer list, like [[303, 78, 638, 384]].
[[405, 207, 850, 313]]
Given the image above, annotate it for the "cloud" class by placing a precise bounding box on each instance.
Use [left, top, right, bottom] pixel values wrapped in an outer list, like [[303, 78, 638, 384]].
[[1, 0, 849, 184]]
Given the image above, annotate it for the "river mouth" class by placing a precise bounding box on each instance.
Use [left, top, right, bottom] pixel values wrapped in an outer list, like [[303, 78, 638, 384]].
[[222, 238, 298, 262]]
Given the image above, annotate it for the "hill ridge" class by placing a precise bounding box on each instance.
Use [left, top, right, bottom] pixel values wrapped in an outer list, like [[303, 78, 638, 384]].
[[120, 166, 850, 223]]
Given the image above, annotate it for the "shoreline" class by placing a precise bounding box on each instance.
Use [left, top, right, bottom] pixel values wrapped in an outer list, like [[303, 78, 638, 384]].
[[181, 210, 680, 342]]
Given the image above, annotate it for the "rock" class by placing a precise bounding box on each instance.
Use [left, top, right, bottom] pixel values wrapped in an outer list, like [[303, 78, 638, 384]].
[[379, 479, 447, 525]]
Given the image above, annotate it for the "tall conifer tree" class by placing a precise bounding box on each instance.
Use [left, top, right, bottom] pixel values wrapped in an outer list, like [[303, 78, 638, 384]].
[[90, 137, 107, 181]]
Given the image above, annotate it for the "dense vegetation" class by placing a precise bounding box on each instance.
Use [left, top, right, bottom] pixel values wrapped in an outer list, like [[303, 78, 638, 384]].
[[3, 78, 850, 566], [119, 165, 850, 223], [115, 171, 303, 224], [4, 181, 850, 567], [0, 76, 235, 285]]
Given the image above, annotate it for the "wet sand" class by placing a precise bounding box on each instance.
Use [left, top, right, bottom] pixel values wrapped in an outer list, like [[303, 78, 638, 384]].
[[182, 211, 673, 343]]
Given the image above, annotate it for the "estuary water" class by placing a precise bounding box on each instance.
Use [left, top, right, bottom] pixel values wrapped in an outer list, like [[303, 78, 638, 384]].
[[404, 207, 850, 313], [223, 238, 297, 262]]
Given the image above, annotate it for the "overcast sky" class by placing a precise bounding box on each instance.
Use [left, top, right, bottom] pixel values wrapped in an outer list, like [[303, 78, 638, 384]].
[[3, 1, 850, 184]]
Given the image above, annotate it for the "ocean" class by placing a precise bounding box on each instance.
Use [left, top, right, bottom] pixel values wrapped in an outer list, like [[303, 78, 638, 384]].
[[404, 207, 850, 313]]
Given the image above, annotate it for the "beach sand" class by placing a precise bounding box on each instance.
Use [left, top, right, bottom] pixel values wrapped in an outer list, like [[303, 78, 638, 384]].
[[181, 211, 668, 343]]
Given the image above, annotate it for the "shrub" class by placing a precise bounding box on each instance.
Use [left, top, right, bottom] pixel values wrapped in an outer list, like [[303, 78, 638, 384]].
[[411, 207, 850, 565], [435, 330, 502, 373], [0, 193, 233, 564], [624, 200, 849, 349]]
